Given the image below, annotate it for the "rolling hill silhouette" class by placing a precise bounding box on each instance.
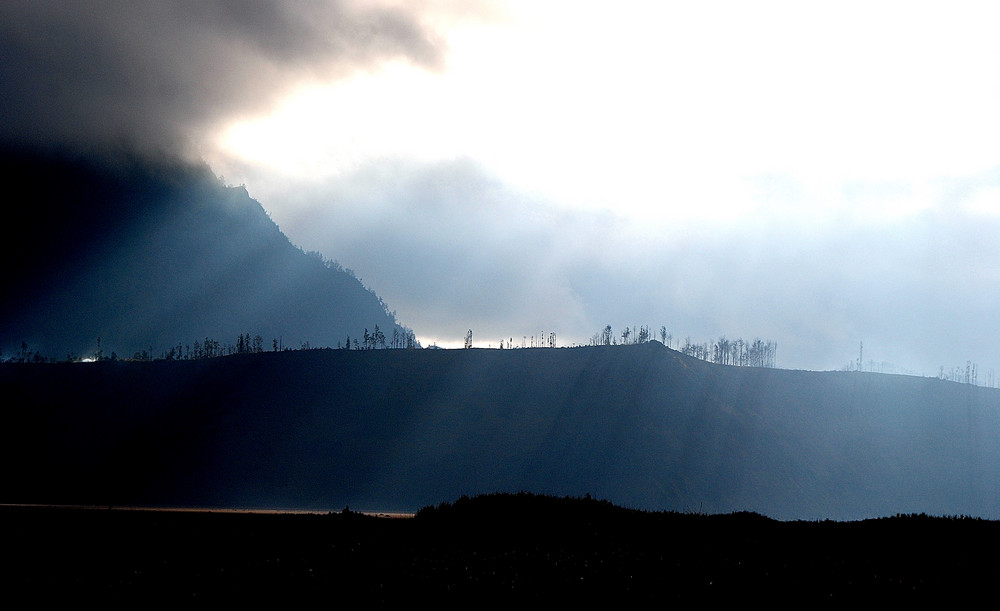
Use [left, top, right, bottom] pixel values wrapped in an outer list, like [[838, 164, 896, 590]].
[[0, 145, 413, 360], [3, 341, 999, 521]]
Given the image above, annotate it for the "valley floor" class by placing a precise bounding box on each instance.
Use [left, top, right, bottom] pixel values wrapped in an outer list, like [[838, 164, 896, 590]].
[[2, 494, 996, 604]]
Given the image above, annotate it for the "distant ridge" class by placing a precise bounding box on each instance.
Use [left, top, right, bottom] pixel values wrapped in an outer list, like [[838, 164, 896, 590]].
[[0, 145, 414, 359], [4, 341, 1000, 521]]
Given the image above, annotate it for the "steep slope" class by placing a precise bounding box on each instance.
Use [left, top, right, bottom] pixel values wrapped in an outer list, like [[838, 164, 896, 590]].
[[3, 342, 1000, 520], [0, 145, 413, 359]]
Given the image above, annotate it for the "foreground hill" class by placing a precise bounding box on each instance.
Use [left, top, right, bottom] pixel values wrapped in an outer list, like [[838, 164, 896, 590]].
[[4, 492, 998, 604], [4, 342, 1000, 520], [0, 145, 413, 360]]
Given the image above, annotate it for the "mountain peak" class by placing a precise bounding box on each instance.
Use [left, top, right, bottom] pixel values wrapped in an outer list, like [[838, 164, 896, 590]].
[[0, 145, 414, 359]]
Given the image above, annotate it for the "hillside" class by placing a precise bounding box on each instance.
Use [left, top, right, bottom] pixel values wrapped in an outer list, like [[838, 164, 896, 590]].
[[0, 145, 413, 360], [4, 342, 1000, 520]]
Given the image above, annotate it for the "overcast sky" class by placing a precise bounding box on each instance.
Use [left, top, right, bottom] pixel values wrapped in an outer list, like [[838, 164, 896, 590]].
[[4, 1, 1000, 374]]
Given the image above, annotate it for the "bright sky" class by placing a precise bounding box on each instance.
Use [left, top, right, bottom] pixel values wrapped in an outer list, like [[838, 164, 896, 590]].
[[215, 1, 1000, 220], [203, 1, 1000, 372]]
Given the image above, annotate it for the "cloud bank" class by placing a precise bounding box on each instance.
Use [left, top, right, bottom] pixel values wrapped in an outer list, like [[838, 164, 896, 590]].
[[256, 156, 1000, 375], [0, 0, 444, 154]]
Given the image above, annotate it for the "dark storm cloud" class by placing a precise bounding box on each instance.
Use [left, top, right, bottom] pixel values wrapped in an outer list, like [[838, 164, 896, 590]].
[[0, 0, 443, 153]]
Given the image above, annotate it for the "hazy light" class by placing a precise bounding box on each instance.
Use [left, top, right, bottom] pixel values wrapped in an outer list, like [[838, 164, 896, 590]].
[[205, 1, 1000, 373], [213, 1, 1000, 234]]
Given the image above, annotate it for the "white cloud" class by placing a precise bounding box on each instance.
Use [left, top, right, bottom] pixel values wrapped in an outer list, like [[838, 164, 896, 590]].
[[212, 2, 1000, 222]]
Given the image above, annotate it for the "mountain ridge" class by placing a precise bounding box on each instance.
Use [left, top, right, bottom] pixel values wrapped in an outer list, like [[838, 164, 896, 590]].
[[0, 145, 415, 359], [3, 341, 998, 521]]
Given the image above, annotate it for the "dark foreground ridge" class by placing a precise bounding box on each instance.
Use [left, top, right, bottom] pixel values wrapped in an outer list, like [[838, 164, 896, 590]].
[[3, 492, 997, 604]]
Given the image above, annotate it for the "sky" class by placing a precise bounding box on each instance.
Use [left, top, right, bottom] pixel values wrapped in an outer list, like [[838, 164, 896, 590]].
[[3, 1, 1000, 374]]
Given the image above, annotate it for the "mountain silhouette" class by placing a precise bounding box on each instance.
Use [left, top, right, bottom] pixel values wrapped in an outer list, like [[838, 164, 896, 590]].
[[3, 341, 998, 521], [0, 145, 414, 360]]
